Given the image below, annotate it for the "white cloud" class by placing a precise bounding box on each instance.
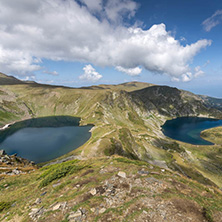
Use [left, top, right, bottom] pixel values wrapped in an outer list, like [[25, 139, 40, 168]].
[[104, 0, 138, 23], [0, 47, 41, 75], [203, 60, 210, 67], [0, 0, 211, 81], [182, 72, 192, 82], [116, 66, 142, 76], [43, 70, 59, 76], [20, 75, 36, 82], [180, 37, 186, 42], [79, 64, 102, 82], [171, 77, 180, 82], [179, 66, 205, 82], [202, 10, 222, 32], [80, 0, 102, 12], [194, 66, 204, 78]]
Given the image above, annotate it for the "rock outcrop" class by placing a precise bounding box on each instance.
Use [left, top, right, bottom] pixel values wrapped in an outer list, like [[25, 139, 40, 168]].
[[0, 150, 37, 177]]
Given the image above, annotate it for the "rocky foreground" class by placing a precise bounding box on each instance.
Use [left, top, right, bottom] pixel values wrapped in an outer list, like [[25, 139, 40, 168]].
[[0, 150, 37, 177], [0, 156, 222, 222]]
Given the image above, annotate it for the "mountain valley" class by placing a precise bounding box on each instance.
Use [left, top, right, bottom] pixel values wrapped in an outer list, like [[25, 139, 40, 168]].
[[0, 73, 222, 222]]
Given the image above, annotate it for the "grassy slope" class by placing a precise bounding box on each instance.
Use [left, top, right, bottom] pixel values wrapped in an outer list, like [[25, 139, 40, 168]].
[[0, 77, 222, 190], [0, 83, 164, 160], [80, 81, 154, 92], [1, 156, 222, 222], [201, 127, 222, 145]]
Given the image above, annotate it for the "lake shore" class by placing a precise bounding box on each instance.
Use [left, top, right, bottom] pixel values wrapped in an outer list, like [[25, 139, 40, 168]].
[[0, 122, 15, 131], [0, 116, 92, 163]]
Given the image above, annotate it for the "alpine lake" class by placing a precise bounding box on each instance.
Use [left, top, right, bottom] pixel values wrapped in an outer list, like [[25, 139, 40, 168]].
[[0, 116, 92, 163], [1, 116, 222, 164], [162, 117, 222, 145]]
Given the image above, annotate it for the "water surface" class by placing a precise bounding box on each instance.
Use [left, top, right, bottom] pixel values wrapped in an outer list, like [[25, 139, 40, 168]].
[[0, 116, 92, 163], [162, 117, 222, 145]]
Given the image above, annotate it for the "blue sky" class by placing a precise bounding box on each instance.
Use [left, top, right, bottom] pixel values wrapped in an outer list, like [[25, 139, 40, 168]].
[[0, 0, 221, 97]]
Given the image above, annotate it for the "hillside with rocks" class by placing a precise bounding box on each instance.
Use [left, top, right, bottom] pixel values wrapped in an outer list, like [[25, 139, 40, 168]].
[[200, 95, 222, 111], [131, 85, 222, 118], [1, 156, 222, 222], [0, 73, 222, 221]]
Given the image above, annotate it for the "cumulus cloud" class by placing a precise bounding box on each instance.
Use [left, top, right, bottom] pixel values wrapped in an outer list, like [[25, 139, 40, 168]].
[[178, 66, 205, 82], [194, 66, 204, 78], [0, 0, 211, 81], [104, 0, 138, 23], [0, 47, 41, 75], [202, 10, 222, 32], [116, 66, 142, 76], [79, 64, 102, 82]]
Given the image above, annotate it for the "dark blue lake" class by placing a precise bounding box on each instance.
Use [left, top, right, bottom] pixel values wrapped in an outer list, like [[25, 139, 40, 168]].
[[0, 116, 92, 163], [162, 117, 222, 145]]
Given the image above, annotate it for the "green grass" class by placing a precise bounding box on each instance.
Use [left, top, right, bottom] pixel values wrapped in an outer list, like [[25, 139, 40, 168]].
[[202, 207, 214, 222], [38, 160, 90, 187], [201, 127, 222, 145], [115, 157, 149, 166], [0, 110, 17, 123], [119, 128, 138, 159], [1, 77, 222, 191], [1, 156, 222, 221], [0, 201, 11, 212], [128, 111, 144, 126]]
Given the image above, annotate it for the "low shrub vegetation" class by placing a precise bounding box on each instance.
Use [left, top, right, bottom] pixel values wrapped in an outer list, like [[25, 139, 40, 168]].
[[38, 160, 90, 187]]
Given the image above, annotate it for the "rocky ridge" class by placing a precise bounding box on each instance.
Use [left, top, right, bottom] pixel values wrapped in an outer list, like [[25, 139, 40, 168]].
[[131, 85, 222, 118]]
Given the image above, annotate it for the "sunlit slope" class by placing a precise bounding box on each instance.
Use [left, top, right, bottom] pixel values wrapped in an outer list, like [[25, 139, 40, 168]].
[[1, 156, 222, 222], [1, 73, 222, 187], [81, 81, 154, 92], [201, 127, 222, 145], [0, 80, 164, 162]]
